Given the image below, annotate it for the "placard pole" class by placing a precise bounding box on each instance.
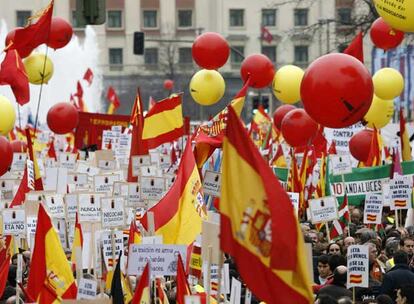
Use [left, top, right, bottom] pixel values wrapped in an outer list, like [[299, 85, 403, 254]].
[[206, 246, 213, 304]]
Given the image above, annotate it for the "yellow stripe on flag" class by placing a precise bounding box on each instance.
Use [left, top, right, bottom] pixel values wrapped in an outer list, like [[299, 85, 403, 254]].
[[231, 97, 245, 116], [142, 104, 183, 139], [155, 166, 202, 244]]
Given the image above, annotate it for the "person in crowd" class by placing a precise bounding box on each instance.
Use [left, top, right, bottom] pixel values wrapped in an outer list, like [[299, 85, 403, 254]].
[[376, 294, 394, 304], [380, 251, 414, 300], [314, 294, 337, 304], [351, 208, 363, 225], [317, 266, 352, 299], [316, 255, 332, 285], [395, 284, 414, 304], [327, 242, 343, 256], [400, 237, 414, 268], [342, 236, 355, 254], [367, 242, 385, 281]]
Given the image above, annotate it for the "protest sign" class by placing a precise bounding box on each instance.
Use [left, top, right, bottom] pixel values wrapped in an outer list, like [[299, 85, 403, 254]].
[[11, 153, 27, 172], [202, 263, 230, 296], [230, 277, 242, 304], [78, 193, 104, 222], [347, 245, 369, 288], [112, 182, 129, 197], [45, 194, 65, 218], [101, 197, 125, 228], [59, 152, 78, 171], [390, 175, 412, 210], [127, 244, 187, 276], [94, 174, 120, 193], [287, 192, 299, 216], [76, 162, 100, 177], [101, 230, 124, 271], [325, 123, 363, 154], [309, 196, 338, 224], [127, 183, 142, 206], [65, 193, 78, 222], [140, 177, 165, 201], [363, 193, 383, 224], [202, 171, 221, 197], [140, 166, 160, 177], [2, 209, 26, 235], [77, 278, 97, 300], [27, 159, 34, 190], [330, 154, 353, 176], [53, 218, 68, 249], [132, 155, 151, 177], [67, 173, 88, 188]]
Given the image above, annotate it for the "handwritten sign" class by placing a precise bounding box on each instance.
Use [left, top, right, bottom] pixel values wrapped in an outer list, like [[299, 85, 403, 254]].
[[140, 177, 165, 201], [101, 197, 125, 228], [363, 193, 383, 224], [2, 209, 26, 235], [127, 244, 187, 276], [347, 245, 369, 288], [309, 196, 338, 224], [390, 175, 412, 210], [203, 171, 221, 197]]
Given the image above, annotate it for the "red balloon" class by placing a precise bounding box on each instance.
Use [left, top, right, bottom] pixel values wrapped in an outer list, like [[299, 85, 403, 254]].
[[192, 32, 230, 69], [10, 140, 27, 153], [370, 18, 404, 51], [281, 109, 318, 147], [349, 129, 373, 162], [0, 137, 13, 177], [273, 105, 296, 130], [5, 28, 33, 58], [241, 54, 275, 89], [163, 79, 174, 90], [47, 17, 73, 49], [47, 102, 79, 134], [301, 53, 373, 129]]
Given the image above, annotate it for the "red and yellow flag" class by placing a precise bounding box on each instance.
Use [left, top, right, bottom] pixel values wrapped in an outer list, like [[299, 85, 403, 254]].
[[26, 127, 43, 190], [70, 213, 83, 269], [219, 106, 313, 303], [176, 254, 191, 304], [364, 128, 382, 167], [271, 143, 287, 167], [27, 204, 77, 303], [142, 94, 184, 149], [400, 109, 412, 161], [131, 262, 150, 304], [287, 149, 301, 193], [107, 86, 121, 115], [127, 220, 142, 250], [141, 139, 202, 245]]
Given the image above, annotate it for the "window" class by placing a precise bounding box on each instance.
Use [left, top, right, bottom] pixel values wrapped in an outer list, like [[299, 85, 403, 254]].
[[179, 48, 192, 64], [231, 46, 244, 64], [71, 10, 81, 28], [262, 46, 276, 63], [178, 10, 192, 28], [262, 9, 276, 27], [143, 10, 157, 28], [229, 9, 244, 27], [294, 9, 308, 26], [144, 48, 158, 65], [294, 46, 308, 63], [109, 48, 123, 65], [107, 10, 122, 28], [16, 10, 31, 27], [337, 8, 352, 25]]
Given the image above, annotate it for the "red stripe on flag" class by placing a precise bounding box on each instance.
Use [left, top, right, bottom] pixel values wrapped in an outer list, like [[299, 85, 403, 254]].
[[143, 126, 185, 150], [145, 94, 182, 118]]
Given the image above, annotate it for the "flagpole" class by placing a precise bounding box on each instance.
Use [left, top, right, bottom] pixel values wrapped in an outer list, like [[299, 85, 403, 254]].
[[33, 45, 50, 134], [341, 174, 351, 237]]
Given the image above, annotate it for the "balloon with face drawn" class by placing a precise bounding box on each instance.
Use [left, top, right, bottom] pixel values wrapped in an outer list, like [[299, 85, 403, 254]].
[[23, 53, 54, 85], [300, 53, 373, 129], [189, 69, 225, 106]]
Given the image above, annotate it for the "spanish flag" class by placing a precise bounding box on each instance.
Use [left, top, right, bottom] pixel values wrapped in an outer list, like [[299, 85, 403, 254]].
[[271, 143, 287, 167], [70, 213, 83, 270], [131, 262, 150, 304], [27, 204, 77, 302], [287, 149, 301, 193], [127, 219, 142, 251], [142, 94, 184, 149], [9, 167, 29, 207], [107, 86, 121, 115], [141, 139, 202, 245], [400, 109, 412, 161], [220, 106, 313, 303], [364, 127, 381, 167], [176, 254, 191, 304], [26, 127, 43, 190]]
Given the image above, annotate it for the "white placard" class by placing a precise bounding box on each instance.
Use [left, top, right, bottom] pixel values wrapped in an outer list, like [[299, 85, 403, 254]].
[[101, 130, 119, 150], [76, 162, 100, 177], [78, 193, 104, 222], [185, 296, 201, 304], [287, 192, 300, 216], [325, 123, 364, 154], [127, 183, 141, 206], [101, 197, 125, 228], [113, 182, 129, 197], [159, 154, 171, 169], [140, 177, 165, 201], [2, 209, 26, 235], [11, 153, 27, 172], [112, 125, 123, 133], [330, 154, 353, 176], [382, 181, 391, 207], [59, 152, 78, 171], [142, 235, 163, 244], [132, 155, 151, 177], [140, 166, 160, 177], [127, 244, 187, 276], [347, 245, 369, 288], [67, 173, 88, 187], [27, 159, 35, 190], [77, 278, 97, 300], [230, 277, 242, 304], [98, 159, 116, 170], [390, 175, 412, 210], [245, 289, 252, 304], [65, 193, 78, 222], [17, 254, 23, 283], [309, 196, 339, 224], [363, 193, 383, 224], [203, 171, 221, 197], [26, 216, 37, 239], [53, 218, 68, 248], [45, 194, 65, 218], [202, 263, 230, 296], [94, 174, 120, 193], [44, 158, 57, 168], [102, 230, 124, 271]]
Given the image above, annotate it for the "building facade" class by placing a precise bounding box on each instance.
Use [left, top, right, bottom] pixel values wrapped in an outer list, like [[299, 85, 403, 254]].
[[0, 0, 371, 120]]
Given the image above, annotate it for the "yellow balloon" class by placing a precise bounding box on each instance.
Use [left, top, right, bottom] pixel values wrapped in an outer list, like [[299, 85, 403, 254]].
[[372, 68, 404, 100], [363, 95, 394, 129], [0, 95, 16, 135], [374, 0, 414, 33], [272, 65, 304, 104], [190, 69, 225, 106], [23, 53, 54, 85]]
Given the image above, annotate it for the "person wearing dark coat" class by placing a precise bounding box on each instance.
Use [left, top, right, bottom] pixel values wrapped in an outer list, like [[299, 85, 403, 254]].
[[380, 251, 414, 300], [318, 266, 352, 299]]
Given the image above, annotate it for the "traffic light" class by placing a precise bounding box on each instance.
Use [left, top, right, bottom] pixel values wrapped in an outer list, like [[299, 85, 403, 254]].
[[251, 95, 270, 115], [262, 95, 269, 113], [252, 96, 260, 115], [75, 0, 106, 26]]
